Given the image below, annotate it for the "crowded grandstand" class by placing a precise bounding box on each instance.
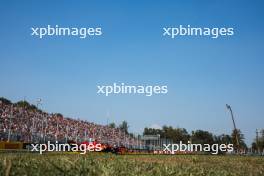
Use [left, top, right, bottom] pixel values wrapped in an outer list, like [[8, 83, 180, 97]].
[[0, 97, 140, 149]]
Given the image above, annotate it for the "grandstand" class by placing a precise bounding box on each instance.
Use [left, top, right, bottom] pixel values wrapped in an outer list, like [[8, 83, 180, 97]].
[[0, 98, 141, 148]]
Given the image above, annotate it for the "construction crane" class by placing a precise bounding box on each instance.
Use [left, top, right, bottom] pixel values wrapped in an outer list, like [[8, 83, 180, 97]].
[[226, 104, 240, 151]]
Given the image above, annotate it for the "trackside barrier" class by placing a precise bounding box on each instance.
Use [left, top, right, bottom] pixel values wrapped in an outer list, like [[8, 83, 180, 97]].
[[0, 141, 23, 149]]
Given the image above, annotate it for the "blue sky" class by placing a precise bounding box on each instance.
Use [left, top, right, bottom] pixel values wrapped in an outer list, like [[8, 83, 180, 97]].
[[0, 0, 264, 145]]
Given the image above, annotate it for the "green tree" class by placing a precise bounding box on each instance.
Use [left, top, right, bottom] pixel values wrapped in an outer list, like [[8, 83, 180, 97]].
[[252, 129, 264, 153], [119, 121, 129, 134], [15, 100, 31, 108], [231, 129, 247, 151], [109, 122, 116, 128], [144, 126, 190, 143], [0, 97, 12, 105], [191, 130, 214, 145], [172, 128, 190, 143], [221, 134, 232, 144]]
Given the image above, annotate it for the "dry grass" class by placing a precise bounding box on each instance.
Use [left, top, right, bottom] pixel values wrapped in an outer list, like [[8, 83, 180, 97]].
[[0, 152, 263, 176]]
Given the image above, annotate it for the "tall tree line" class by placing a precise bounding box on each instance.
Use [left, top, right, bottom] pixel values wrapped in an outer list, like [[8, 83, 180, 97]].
[[143, 126, 247, 150]]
